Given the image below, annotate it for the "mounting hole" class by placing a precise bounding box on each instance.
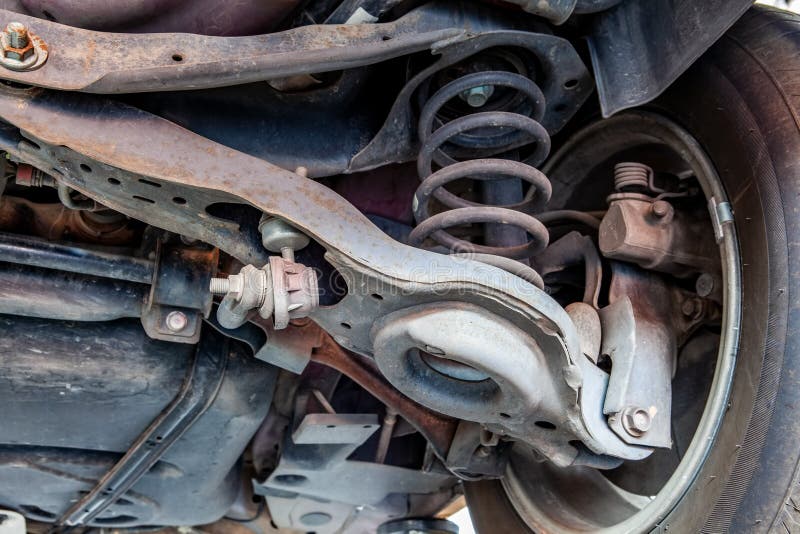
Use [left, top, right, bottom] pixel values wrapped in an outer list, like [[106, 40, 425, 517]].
[[172, 196, 187, 205], [499, 412, 511, 419], [326, 425, 336, 428], [172, 54, 184, 62], [155, 435, 163, 442], [274, 474, 308, 486], [564, 79, 579, 89], [340, 322, 352, 329], [138, 178, 162, 188], [370, 293, 384, 300], [79, 163, 92, 173], [381, 35, 392, 41], [363, 425, 372, 429], [535, 420, 557, 430], [107, 177, 121, 185], [554, 103, 568, 113]]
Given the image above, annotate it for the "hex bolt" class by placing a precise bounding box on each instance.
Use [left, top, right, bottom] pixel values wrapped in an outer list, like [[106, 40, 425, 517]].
[[622, 407, 651, 437], [165, 310, 189, 332], [460, 85, 495, 108], [5, 22, 28, 49], [0, 20, 46, 70]]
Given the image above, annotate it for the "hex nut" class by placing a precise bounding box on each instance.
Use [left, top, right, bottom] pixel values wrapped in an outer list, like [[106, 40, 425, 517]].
[[622, 407, 651, 437]]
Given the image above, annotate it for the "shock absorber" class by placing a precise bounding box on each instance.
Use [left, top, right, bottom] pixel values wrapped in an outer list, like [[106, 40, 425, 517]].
[[407, 69, 554, 288]]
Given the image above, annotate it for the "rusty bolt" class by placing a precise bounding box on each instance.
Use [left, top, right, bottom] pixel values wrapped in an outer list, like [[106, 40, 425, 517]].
[[651, 200, 673, 219], [622, 407, 651, 437], [2, 22, 35, 62]]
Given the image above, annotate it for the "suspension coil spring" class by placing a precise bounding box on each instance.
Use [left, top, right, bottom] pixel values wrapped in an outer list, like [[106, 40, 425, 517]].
[[407, 70, 554, 288]]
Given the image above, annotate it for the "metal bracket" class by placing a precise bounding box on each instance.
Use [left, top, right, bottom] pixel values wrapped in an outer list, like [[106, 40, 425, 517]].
[[708, 196, 734, 244], [205, 306, 321, 374], [256, 413, 453, 506], [598, 263, 676, 449], [141, 242, 218, 343]]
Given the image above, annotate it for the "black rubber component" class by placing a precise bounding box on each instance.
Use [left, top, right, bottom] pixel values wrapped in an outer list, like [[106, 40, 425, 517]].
[[0, 315, 277, 528], [466, 6, 800, 533]]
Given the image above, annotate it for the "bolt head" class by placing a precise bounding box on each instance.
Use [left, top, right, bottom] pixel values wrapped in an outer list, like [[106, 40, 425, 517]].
[[622, 407, 652, 437], [696, 273, 715, 297], [651, 200, 673, 219], [165, 310, 189, 332], [460, 85, 495, 108]]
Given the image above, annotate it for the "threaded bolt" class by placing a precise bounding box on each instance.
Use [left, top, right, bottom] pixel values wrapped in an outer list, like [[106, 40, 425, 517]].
[[209, 277, 230, 295], [6, 22, 28, 49]]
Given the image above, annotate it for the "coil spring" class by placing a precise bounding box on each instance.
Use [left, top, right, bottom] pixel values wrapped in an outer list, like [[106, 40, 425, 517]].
[[407, 70, 553, 287], [613, 162, 653, 191]]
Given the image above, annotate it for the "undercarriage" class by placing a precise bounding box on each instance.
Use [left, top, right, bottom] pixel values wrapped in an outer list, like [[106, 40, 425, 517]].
[[2, 1, 797, 533]]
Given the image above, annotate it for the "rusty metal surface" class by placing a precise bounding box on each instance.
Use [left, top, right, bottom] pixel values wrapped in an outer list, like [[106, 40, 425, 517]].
[[0, 86, 578, 364], [0, 3, 476, 93], [599, 195, 719, 277], [312, 332, 457, 459], [0, 85, 649, 462], [0, 194, 140, 248], [600, 262, 676, 448]]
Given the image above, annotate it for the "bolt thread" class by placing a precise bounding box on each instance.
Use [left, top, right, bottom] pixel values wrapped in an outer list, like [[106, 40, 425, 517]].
[[209, 277, 230, 295], [6, 23, 28, 48]]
